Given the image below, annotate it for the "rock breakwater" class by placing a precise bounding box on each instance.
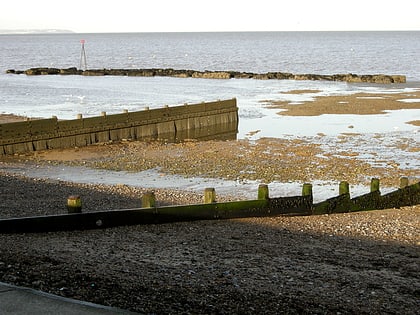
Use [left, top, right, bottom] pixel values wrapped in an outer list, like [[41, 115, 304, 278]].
[[6, 67, 406, 84]]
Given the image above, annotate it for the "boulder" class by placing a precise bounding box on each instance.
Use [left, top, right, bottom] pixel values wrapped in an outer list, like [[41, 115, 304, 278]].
[[391, 75, 406, 83], [192, 71, 230, 79], [59, 67, 80, 75], [82, 69, 106, 76]]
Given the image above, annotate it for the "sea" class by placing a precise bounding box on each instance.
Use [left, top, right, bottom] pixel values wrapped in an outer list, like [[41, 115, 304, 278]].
[[0, 31, 419, 135], [1, 31, 420, 79], [0, 31, 419, 197]]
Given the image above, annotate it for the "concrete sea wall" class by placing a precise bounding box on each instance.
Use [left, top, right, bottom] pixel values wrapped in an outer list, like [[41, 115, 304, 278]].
[[6, 67, 406, 84], [0, 98, 238, 155]]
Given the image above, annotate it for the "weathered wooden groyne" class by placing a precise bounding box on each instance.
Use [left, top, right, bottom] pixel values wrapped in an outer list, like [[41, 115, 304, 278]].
[[0, 178, 418, 233], [0, 98, 238, 155], [6, 67, 406, 84]]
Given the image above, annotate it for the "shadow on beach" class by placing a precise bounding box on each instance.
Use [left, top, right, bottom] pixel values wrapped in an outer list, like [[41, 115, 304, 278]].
[[0, 173, 419, 314]]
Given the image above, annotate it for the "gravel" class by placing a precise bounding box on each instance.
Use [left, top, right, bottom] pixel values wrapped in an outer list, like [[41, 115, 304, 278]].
[[0, 171, 419, 314], [8, 138, 419, 187]]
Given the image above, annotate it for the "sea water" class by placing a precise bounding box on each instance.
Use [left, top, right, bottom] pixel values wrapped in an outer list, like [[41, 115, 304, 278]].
[[1, 31, 419, 129], [1, 31, 420, 79]]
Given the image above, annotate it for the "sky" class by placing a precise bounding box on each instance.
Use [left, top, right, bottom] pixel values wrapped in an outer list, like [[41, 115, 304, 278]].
[[1, 0, 419, 33]]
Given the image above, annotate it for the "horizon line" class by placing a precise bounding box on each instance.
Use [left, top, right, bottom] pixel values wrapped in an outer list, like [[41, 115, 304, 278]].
[[1, 29, 420, 35]]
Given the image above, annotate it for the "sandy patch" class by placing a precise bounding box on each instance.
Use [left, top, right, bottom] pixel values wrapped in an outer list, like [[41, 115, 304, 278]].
[[0, 114, 46, 124], [30, 143, 116, 162], [407, 120, 420, 126], [0, 114, 30, 123], [280, 89, 322, 94], [268, 90, 420, 116]]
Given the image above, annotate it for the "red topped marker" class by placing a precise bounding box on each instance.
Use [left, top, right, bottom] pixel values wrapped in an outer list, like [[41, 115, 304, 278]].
[[79, 40, 87, 70]]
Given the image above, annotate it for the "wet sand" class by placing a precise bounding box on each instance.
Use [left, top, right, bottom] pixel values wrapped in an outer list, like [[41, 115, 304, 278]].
[[10, 136, 415, 188], [2, 91, 419, 186], [267, 89, 420, 126], [0, 114, 31, 124]]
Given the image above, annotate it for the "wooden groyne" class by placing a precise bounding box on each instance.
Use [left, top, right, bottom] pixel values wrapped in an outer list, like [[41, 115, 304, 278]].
[[6, 67, 406, 84], [0, 98, 238, 155], [0, 178, 418, 233]]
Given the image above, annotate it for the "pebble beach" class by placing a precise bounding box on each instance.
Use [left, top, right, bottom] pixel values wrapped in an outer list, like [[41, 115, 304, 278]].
[[0, 171, 419, 314]]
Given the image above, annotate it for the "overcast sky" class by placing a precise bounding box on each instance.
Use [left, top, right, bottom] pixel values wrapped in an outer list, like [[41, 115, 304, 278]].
[[1, 0, 419, 33]]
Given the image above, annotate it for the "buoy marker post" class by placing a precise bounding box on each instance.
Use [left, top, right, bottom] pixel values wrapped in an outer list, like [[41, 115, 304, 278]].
[[79, 39, 87, 70]]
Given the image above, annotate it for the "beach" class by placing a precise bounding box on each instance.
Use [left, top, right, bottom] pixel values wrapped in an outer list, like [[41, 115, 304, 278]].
[[1, 88, 419, 314], [0, 171, 418, 314], [2, 89, 419, 187]]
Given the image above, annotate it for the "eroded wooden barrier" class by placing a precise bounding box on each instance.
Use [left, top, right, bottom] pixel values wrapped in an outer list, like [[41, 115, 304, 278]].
[[0, 178, 418, 233], [0, 99, 238, 155]]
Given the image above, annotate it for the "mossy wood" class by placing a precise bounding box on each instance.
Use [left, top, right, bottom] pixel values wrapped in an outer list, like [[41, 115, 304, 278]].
[[0, 179, 418, 233]]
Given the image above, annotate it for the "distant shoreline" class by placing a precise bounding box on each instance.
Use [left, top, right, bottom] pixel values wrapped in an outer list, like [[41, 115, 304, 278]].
[[1, 30, 419, 35], [0, 29, 74, 35]]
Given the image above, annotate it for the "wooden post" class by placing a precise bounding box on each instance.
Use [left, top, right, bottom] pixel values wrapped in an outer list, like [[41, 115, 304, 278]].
[[204, 188, 216, 204], [339, 181, 350, 195], [302, 183, 313, 197], [371, 178, 380, 192], [142, 191, 156, 208], [400, 177, 409, 189], [67, 195, 82, 213], [258, 184, 269, 200]]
